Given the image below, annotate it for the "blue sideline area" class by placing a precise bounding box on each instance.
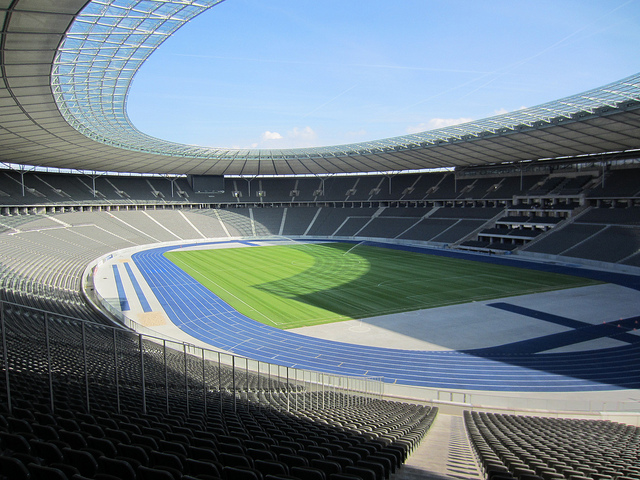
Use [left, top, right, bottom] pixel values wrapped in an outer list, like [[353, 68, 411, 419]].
[[131, 239, 640, 392], [123, 262, 152, 313], [112, 264, 129, 311]]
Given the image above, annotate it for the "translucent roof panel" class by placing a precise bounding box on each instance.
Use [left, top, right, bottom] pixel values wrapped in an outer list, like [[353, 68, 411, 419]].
[[52, 0, 640, 164]]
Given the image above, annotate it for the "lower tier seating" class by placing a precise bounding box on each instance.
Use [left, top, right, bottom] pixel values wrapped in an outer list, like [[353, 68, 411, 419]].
[[465, 411, 640, 480], [0, 304, 438, 480]]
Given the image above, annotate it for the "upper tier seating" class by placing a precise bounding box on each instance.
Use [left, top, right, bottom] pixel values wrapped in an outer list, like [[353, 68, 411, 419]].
[[2, 166, 638, 208], [557, 175, 593, 195], [528, 177, 566, 196], [523, 207, 640, 265], [578, 207, 640, 225], [0, 169, 597, 206], [587, 168, 640, 198], [2, 199, 638, 326]]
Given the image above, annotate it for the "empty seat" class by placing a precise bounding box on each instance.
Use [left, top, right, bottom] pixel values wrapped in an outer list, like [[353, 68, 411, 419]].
[[72, 474, 122, 480], [80, 422, 105, 438], [362, 455, 392, 478], [0, 432, 32, 454], [86, 436, 118, 459], [132, 434, 159, 451], [59, 430, 87, 449], [0, 455, 30, 480], [270, 446, 295, 456], [311, 458, 342, 477], [357, 460, 385, 480], [299, 450, 324, 462], [8, 417, 34, 435], [28, 463, 69, 480], [32, 424, 59, 441], [150, 450, 184, 471], [247, 448, 277, 462], [327, 455, 354, 470], [279, 453, 309, 469], [186, 458, 222, 477], [137, 465, 176, 480], [254, 459, 289, 477], [189, 446, 219, 463], [329, 474, 362, 480], [220, 452, 253, 469], [345, 465, 377, 480], [118, 444, 150, 467], [30, 439, 64, 465], [223, 465, 265, 480], [63, 447, 99, 477], [291, 465, 327, 480], [99, 456, 137, 480], [219, 443, 246, 456]]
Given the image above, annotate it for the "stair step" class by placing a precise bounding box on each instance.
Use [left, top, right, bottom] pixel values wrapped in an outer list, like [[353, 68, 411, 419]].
[[394, 413, 482, 480]]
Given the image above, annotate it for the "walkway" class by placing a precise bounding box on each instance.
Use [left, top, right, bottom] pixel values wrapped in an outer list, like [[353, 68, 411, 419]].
[[396, 414, 482, 480]]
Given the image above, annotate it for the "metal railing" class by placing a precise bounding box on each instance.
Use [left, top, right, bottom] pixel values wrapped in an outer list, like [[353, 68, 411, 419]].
[[0, 300, 383, 417]]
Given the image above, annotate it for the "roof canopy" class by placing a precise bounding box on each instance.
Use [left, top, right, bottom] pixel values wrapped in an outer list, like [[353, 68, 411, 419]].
[[2, 0, 640, 175]]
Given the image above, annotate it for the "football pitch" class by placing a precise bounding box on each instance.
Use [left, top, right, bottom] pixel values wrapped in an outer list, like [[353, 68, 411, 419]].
[[164, 242, 601, 329]]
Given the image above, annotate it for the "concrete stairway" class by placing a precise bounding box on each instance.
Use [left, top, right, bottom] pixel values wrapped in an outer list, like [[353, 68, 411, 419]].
[[394, 413, 483, 480]]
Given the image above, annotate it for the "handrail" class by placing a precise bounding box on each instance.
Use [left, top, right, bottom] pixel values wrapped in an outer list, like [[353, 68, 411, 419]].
[[0, 296, 383, 417]]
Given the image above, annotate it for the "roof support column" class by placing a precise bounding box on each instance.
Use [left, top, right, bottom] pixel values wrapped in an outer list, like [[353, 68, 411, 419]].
[[164, 176, 180, 198], [245, 176, 257, 198], [84, 172, 103, 198]]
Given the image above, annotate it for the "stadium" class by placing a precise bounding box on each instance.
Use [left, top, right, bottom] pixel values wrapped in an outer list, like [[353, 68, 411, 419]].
[[0, 1, 639, 479]]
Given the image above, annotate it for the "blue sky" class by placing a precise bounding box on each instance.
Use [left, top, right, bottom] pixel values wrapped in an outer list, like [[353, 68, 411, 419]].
[[127, 0, 640, 150]]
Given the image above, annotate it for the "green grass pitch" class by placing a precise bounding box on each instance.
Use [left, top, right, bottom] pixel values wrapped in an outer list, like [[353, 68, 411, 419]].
[[165, 242, 601, 329]]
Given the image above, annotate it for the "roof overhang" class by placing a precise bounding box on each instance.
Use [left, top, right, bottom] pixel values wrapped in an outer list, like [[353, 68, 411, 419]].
[[1, 0, 640, 176]]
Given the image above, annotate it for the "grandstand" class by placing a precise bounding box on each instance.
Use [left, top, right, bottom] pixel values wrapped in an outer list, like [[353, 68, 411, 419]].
[[0, 1, 639, 479]]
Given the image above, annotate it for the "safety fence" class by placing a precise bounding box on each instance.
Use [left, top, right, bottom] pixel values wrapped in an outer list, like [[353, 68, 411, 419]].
[[0, 301, 383, 418]]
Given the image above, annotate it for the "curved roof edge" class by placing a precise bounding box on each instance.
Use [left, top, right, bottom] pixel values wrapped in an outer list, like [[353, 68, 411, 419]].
[[2, 0, 640, 175], [52, 1, 640, 162]]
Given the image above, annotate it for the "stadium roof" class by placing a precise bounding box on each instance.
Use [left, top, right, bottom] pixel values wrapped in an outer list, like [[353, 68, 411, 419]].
[[2, 0, 640, 176]]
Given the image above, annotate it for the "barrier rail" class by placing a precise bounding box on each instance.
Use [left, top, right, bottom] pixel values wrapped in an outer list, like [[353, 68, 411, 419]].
[[0, 300, 383, 417]]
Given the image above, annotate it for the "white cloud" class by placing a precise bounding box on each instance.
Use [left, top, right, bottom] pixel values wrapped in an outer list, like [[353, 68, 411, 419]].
[[406, 117, 473, 134], [344, 128, 367, 139], [494, 106, 527, 116], [288, 126, 317, 142], [406, 123, 429, 134], [261, 131, 283, 141], [256, 126, 318, 148]]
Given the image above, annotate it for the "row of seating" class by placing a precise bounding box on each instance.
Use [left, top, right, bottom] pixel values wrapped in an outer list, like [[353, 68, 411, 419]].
[[5, 169, 632, 206], [0, 207, 511, 323], [2, 203, 639, 325], [525, 207, 640, 266], [1, 304, 303, 410], [0, 300, 438, 479], [464, 411, 640, 480], [0, 391, 436, 480]]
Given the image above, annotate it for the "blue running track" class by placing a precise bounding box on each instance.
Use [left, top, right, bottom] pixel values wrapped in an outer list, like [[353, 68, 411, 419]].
[[131, 240, 640, 392]]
